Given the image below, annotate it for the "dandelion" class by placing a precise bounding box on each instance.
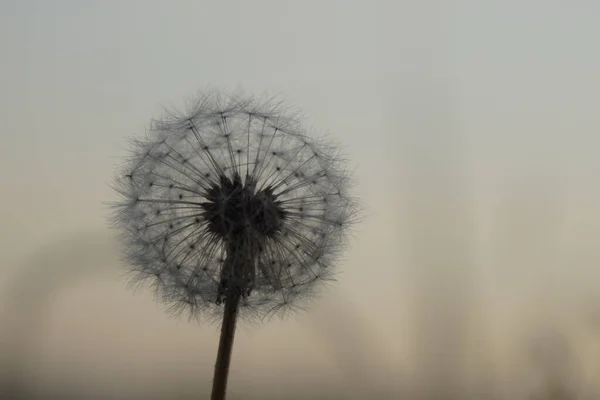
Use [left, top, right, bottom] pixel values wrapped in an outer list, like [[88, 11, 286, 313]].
[[110, 90, 360, 399]]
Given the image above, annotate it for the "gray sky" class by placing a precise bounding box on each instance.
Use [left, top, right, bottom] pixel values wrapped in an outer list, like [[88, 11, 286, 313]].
[[1, 1, 600, 398]]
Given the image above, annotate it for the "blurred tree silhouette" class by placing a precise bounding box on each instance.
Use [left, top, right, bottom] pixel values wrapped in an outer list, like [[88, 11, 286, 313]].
[[0, 231, 118, 399]]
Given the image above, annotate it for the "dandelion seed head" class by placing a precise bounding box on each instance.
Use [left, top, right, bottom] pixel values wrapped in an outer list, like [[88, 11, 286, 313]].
[[111, 90, 360, 321]]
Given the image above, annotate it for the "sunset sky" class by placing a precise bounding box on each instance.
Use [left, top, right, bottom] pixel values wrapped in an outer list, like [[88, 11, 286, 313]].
[[1, 1, 600, 398]]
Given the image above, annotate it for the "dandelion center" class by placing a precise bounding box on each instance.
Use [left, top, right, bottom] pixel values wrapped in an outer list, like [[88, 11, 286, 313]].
[[200, 173, 286, 239]]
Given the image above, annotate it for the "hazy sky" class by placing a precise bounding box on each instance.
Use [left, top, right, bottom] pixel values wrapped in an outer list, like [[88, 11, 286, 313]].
[[1, 1, 600, 398]]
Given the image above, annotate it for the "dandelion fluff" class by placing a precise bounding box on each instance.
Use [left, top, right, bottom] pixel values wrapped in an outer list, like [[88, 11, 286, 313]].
[[111, 91, 359, 322]]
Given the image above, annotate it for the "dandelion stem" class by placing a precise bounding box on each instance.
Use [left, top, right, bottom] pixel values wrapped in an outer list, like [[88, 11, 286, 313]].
[[211, 287, 241, 400]]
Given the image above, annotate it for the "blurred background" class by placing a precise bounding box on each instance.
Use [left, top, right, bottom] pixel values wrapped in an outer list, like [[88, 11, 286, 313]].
[[1, 1, 600, 399]]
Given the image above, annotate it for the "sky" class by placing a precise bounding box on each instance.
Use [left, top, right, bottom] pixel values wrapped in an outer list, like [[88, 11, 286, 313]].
[[1, 1, 600, 399]]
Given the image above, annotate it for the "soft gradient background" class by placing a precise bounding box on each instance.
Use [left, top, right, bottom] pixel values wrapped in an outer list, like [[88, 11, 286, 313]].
[[2, 1, 600, 399]]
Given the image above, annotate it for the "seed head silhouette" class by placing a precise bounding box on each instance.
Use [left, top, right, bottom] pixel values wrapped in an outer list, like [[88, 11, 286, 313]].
[[110, 90, 360, 399]]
